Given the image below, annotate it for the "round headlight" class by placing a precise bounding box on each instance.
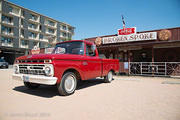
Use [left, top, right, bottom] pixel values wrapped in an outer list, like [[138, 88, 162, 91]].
[[44, 66, 51, 76]]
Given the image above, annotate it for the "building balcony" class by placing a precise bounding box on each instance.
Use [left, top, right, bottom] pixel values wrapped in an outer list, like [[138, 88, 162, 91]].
[[44, 23, 57, 29], [1, 43, 13, 47], [28, 27, 39, 32], [20, 45, 29, 49], [9, 11, 20, 17], [20, 35, 24, 38], [1, 32, 14, 37], [60, 28, 68, 32], [28, 18, 39, 23], [60, 35, 68, 39], [40, 38, 49, 42], [1, 21, 14, 26], [45, 31, 56, 36], [28, 37, 38, 40]]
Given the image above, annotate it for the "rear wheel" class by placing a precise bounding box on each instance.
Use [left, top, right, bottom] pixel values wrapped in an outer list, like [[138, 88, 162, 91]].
[[104, 71, 113, 83], [24, 82, 40, 89], [57, 72, 77, 96]]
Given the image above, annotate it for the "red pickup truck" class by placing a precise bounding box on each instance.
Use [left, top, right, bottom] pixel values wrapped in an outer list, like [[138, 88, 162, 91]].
[[12, 40, 119, 96]]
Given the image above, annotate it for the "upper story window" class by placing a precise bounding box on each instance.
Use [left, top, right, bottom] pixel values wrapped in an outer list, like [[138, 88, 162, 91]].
[[39, 25, 42, 31], [33, 41, 38, 47], [29, 32, 37, 38], [48, 28, 54, 34], [68, 27, 71, 31], [68, 33, 72, 38], [21, 10, 25, 17], [29, 23, 37, 29], [21, 40, 28, 46], [21, 29, 24, 37], [62, 25, 66, 30], [2, 15, 12, 24], [68, 27, 74, 33], [62, 32, 67, 37], [30, 14, 37, 21], [39, 34, 43, 39], [1, 25, 13, 34], [1, 37, 13, 44], [48, 20, 55, 26], [9, 6, 13, 12], [9, 6, 20, 15], [21, 19, 24, 26]]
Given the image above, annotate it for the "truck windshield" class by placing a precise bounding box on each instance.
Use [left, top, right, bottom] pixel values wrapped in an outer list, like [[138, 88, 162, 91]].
[[53, 41, 84, 55]]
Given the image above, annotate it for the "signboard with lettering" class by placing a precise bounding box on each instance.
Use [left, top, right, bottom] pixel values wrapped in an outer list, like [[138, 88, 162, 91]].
[[45, 47, 54, 54], [31, 46, 40, 55], [102, 32, 157, 44], [118, 27, 136, 35]]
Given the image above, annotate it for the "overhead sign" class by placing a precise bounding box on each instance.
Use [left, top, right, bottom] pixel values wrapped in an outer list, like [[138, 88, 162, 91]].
[[102, 32, 157, 44], [118, 27, 136, 35], [31, 46, 40, 55], [158, 29, 172, 41]]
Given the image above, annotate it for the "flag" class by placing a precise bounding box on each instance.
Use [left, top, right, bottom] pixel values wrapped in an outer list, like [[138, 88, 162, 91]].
[[122, 15, 125, 29]]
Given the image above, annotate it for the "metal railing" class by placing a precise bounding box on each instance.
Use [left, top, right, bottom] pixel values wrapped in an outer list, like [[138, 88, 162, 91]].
[[129, 62, 180, 76]]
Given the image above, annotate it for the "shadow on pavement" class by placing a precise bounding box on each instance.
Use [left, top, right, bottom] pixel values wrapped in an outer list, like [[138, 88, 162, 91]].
[[13, 85, 59, 98], [13, 78, 104, 98], [77, 78, 104, 90]]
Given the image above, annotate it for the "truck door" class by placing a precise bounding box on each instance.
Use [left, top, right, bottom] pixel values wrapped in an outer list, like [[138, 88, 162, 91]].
[[83, 43, 101, 79]]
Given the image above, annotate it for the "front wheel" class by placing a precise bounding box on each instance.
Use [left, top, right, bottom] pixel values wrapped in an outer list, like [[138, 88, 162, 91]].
[[57, 72, 77, 96], [104, 71, 113, 83], [24, 82, 40, 89]]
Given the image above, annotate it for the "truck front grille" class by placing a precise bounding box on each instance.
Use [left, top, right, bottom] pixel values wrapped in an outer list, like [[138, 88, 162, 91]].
[[19, 64, 45, 75]]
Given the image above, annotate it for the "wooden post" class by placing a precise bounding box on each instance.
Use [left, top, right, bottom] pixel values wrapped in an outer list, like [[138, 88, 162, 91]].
[[128, 50, 131, 76], [152, 46, 154, 76], [152, 47, 154, 62]]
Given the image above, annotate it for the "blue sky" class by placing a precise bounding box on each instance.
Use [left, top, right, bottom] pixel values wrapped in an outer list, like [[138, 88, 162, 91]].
[[8, 0, 180, 40]]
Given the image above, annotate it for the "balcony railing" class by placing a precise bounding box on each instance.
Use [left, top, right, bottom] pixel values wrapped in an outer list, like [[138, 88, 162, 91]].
[[2, 32, 14, 36], [20, 35, 24, 38], [44, 23, 56, 28], [1, 43, 13, 47], [28, 27, 39, 32], [20, 45, 29, 49], [28, 36, 38, 40], [40, 38, 49, 42], [2, 21, 14, 25]]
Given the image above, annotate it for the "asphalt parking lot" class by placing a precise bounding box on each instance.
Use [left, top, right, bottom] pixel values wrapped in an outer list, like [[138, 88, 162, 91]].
[[0, 69, 180, 120]]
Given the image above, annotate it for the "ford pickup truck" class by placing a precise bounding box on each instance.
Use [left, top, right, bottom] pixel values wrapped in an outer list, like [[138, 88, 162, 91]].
[[12, 40, 119, 96]]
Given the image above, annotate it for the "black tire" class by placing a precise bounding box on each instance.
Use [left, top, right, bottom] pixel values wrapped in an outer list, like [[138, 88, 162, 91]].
[[57, 72, 77, 96], [104, 71, 113, 83], [24, 82, 40, 89]]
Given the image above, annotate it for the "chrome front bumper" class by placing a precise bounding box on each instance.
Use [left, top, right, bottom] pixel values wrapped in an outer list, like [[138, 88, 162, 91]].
[[12, 74, 58, 85]]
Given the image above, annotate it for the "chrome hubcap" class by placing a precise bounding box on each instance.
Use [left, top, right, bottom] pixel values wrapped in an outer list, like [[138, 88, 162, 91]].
[[64, 75, 75, 93]]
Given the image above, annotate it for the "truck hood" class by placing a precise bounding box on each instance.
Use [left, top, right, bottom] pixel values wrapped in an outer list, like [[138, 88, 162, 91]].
[[16, 54, 84, 61]]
